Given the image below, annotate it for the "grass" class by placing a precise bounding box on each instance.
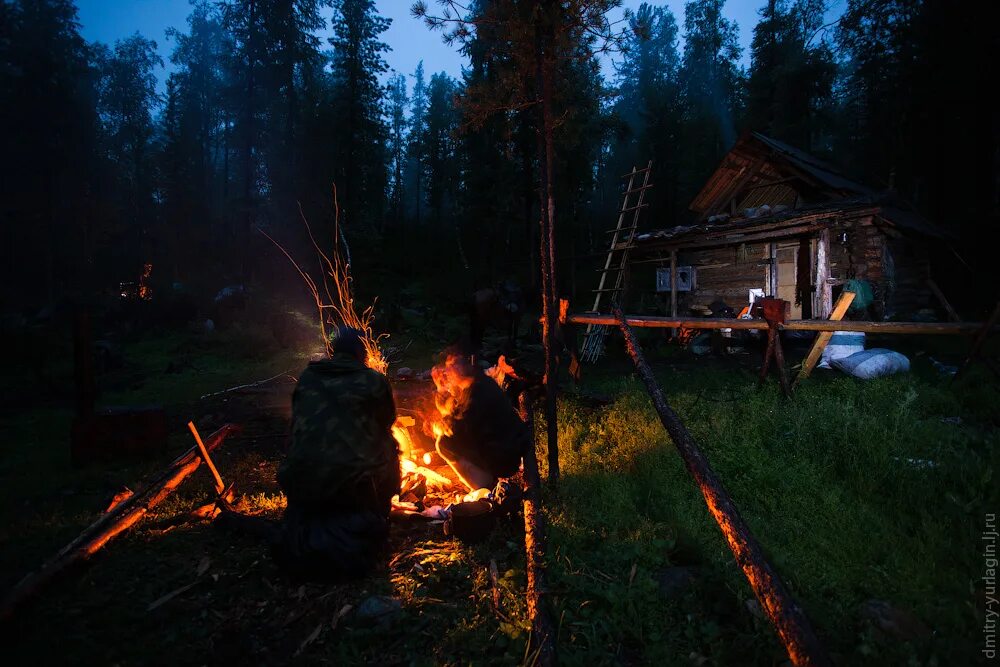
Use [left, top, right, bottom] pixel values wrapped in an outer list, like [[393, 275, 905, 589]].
[[535, 341, 999, 665], [1, 319, 997, 665]]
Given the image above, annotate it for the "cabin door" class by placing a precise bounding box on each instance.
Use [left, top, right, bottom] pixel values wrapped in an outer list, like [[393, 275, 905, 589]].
[[774, 242, 802, 319]]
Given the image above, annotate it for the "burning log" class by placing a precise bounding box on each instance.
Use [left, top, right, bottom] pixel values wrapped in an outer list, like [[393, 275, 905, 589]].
[[0, 424, 240, 622], [518, 391, 556, 667], [612, 306, 830, 667]]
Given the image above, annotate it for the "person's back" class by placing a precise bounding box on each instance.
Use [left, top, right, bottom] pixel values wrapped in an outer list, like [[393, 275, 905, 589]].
[[279, 351, 398, 511], [272, 328, 399, 580]]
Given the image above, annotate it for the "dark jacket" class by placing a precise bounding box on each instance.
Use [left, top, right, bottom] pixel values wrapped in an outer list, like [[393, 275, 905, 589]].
[[438, 371, 528, 478], [278, 353, 399, 510]]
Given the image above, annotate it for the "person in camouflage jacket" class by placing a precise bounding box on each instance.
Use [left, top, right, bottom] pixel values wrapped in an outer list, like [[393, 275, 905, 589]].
[[278, 334, 399, 511], [219, 327, 400, 581]]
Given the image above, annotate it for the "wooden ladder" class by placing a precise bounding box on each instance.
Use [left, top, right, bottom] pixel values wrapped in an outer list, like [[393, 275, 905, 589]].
[[580, 161, 653, 362]]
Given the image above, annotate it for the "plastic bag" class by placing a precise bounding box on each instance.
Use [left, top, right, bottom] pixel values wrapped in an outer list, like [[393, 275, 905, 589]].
[[818, 331, 865, 369], [831, 348, 910, 379]]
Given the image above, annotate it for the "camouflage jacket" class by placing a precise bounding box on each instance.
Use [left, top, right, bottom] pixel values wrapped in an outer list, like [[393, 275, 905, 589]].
[[278, 353, 399, 508]]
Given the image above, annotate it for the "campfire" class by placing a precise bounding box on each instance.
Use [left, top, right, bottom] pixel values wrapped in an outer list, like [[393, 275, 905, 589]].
[[390, 354, 521, 513]]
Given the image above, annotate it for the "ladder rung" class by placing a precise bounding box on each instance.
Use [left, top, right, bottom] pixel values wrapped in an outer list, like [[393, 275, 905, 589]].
[[596, 264, 626, 272], [606, 226, 637, 234], [592, 287, 623, 293], [623, 166, 652, 177]]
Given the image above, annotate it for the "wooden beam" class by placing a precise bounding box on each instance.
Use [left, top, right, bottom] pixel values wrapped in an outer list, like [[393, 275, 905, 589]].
[[781, 320, 990, 334], [613, 306, 830, 667], [794, 291, 856, 386], [565, 312, 995, 335]]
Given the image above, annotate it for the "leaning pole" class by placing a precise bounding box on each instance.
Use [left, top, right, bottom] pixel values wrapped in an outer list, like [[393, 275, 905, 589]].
[[613, 305, 830, 667]]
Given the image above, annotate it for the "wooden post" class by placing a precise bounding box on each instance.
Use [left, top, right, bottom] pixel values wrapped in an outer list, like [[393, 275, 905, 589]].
[[518, 392, 556, 667], [187, 421, 225, 494], [758, 298, 791, 397], [670, 250, 678, 337], [612, 307, 830, 667], [926, 279, 961, 323], [815, 230, 832, 318], [953, 301, 1000, 383], [794, 291, 856, 386]]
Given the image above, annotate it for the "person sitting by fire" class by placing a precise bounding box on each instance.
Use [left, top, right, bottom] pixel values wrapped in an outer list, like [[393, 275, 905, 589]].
[[431, 354, 529, 490], [218, 326, 400, 581]]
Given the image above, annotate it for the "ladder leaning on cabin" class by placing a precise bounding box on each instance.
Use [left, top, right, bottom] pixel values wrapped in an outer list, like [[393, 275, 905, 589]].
[[580, 161, 653, 362]]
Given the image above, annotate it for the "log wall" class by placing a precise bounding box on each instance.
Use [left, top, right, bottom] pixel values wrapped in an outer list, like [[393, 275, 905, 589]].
[[641, 213, 933, 318], [676, 242, 770, 312]]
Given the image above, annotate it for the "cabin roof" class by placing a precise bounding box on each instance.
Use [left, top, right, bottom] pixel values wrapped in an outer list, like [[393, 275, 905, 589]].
[[634, 197, 952, 252], [689, 132, 877, 218]]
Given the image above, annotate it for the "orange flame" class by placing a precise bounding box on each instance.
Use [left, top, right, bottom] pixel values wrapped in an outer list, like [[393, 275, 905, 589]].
[[138, 263, 153, 301], [485, 354, 519, 388]]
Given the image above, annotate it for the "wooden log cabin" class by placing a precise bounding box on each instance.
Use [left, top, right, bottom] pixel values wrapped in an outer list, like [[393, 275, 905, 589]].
[[627, 132, 951, 320]]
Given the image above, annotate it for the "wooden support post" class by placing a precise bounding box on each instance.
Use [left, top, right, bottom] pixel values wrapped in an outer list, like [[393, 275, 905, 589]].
[[794, 291, 856, 386], [816, 230, 832, 318], [953, 301, 1000, 383], [758, 298, 791, 397], [612, 306, 830, 667], [0, 424, 240, 621], [759, 326, 776, 386], [773, 327, 791, 396], [669, 251, 678, 317], [926, 279, 961, 323], [518, 392, 556, 667], [187, 421, 225, 494]]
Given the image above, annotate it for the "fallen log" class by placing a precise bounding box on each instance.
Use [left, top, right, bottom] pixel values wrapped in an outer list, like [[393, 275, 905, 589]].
[[613, 306, 830, 667], [518, 391, 556, 667], [0, 423, 240, 622]]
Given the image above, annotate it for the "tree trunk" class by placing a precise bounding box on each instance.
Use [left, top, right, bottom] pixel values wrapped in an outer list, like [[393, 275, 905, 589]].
[[535, 3, 559, 487]]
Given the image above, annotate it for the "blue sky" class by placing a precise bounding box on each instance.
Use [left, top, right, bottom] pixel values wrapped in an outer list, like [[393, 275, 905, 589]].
[[76, 1, 845, 95]]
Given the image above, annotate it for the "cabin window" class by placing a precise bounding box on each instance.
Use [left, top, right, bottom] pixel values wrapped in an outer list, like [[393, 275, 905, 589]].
[[656, 266, 695, 292]]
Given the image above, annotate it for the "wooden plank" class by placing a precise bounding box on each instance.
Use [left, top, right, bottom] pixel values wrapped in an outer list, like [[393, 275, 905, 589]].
[[565, 312, 995, 335], [794, 291, 856, 386]]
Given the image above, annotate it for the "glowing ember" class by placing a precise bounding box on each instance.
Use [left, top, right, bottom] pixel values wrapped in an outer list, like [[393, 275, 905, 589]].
[[422, 452, 432, 465], [485, 354, 519, 388], [138, 263, 153, 301]]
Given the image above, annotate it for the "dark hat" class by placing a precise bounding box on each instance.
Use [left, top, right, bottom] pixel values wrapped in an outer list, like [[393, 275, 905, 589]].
[[332, 326, 365, 361]]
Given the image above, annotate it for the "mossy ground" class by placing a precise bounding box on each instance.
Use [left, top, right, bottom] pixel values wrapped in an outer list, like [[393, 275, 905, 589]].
[[1, 318, 996, 665]]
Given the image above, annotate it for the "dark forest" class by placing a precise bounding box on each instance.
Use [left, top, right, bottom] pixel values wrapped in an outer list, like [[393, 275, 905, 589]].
[[1, 1, 998, 665]]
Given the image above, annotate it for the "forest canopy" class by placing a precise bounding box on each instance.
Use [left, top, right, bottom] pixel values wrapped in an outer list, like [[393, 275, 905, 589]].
[[0, 0, 996, 313]]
